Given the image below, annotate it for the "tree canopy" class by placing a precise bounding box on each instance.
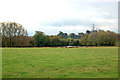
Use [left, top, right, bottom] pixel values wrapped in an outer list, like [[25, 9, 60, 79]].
[[0, 22, 119, 47]]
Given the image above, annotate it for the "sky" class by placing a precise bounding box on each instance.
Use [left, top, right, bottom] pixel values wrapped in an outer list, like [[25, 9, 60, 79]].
[[0, 0, 119, 35]]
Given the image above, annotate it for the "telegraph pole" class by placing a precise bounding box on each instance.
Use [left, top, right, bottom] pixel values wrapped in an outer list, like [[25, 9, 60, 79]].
[[92, 24, 95, 34], [92, 24, 95, 46], [93, 24, 95, 32]]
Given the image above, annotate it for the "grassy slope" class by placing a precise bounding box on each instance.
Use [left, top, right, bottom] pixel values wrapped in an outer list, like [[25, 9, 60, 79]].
[[2, 47, 118, 78]]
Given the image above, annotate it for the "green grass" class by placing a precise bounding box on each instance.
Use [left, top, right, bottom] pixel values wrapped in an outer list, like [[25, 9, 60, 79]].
[[2, 47, 118, 78]]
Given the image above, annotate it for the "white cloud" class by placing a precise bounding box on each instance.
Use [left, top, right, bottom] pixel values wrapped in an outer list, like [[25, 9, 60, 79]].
[[0, 0, 118, 35], [85, 0, 119, 2], [98, 26, 118, 32], [91, 18, 118, 25]]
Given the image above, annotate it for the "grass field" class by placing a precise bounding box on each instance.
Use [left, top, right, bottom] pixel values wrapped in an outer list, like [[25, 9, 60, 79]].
[[2, 47, 118, 78]]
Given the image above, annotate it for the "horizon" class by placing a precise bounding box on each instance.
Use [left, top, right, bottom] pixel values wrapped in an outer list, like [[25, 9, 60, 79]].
[[0, 0, 119, 36], [29, 28, 118, 36]]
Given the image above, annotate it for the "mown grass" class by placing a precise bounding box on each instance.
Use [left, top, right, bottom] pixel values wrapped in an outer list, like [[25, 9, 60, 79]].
[[2, 47, 118, 78]]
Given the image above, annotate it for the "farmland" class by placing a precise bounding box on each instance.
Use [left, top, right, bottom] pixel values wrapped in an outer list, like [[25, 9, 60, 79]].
[[2, 47, 118, 78]]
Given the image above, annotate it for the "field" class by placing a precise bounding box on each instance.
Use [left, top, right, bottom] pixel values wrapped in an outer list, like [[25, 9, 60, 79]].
[[2, 47, 118, 78]]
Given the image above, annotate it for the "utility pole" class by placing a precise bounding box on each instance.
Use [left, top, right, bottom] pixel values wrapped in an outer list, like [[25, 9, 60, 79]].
[[92, 24, 95, 46], [92, 24, 95, 34], [93, 24, 95, 32]]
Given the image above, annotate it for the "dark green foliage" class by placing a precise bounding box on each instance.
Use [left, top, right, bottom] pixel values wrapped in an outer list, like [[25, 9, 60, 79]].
[[33, 31, 47, 47], [57, 31, 68, 39], [0, 22, 119, 47], [69, 33, 76, 39], [79, 30, 118, 46], [71, 40, 79, 46], [50, 36, 61, 47]]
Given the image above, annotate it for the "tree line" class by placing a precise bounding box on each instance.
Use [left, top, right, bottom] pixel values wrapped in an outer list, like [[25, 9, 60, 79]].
[[0, 22, 119, 47]]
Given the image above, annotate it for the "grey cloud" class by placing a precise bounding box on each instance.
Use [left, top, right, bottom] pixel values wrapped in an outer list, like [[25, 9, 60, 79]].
[[39, 2, 117, 27], [40, 19, 93, 26]]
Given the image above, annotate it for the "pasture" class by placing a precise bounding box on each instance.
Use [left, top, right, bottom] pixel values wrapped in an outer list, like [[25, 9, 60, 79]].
[[2, 47, 118, 78]]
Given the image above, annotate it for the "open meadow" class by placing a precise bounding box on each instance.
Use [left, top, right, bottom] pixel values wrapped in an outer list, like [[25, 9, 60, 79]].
[[2, 47, 118, 78]]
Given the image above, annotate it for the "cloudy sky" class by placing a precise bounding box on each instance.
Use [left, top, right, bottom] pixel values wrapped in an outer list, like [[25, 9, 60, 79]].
[[0, 0, 119, 35]]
